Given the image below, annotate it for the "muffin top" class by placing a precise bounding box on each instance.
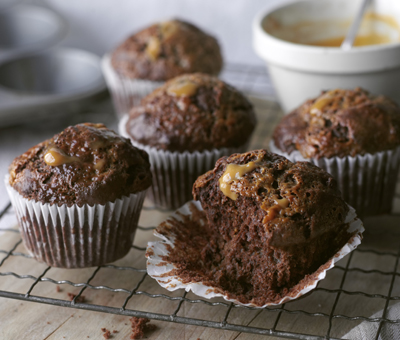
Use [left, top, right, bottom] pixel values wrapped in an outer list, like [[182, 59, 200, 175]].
[[125, 73, 257, 152], [193, 149, 349, 247], [111, 19, 223, 81], [9, 123, 152, 207], [273, 88, 400, 159]]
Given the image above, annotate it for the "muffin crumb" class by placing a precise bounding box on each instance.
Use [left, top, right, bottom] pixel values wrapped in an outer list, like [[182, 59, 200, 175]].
[[67, 293, 85, 303], [102, 328, 111, 339], [130, 317, 157, 339]]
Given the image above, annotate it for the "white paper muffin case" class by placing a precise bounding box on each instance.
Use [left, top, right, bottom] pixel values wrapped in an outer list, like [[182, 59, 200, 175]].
[[119, 116, 249, 210], [101, 53, 164, 119], [5, 176, 147, 268], [146, 200, 364, 308], [270, 141, 400, 217]]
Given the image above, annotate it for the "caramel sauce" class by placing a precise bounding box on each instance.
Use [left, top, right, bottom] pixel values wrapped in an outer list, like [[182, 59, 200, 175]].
[[94, 158, 106, 170], [160, 20, 179, 39], [262, 196, 290, 223], [219, 159, 260, 200], [310, 90, 339, 114], [308, 33, 391, 47], [91, 140, 107, 150], [44, 147, 80, 167], [262, 205, 281, 223], [146, 36, 161, 60], [276, 197, 289, 208], [324, 11, 400, 47], [167, 80, 198, 97], [265, 11, 400, 47]]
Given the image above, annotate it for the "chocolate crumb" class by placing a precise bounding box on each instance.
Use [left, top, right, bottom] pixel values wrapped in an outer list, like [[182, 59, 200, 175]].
[[113, 330, 118, 333], [67, 293, 85, 303], [101, 328, 107, 332], [130, 317, 157, 339], [103, 329, 111, 339], [56, 286, 61, 293]]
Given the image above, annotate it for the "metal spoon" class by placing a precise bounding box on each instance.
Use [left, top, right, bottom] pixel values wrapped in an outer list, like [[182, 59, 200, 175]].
[[341, 0, 372, 50]]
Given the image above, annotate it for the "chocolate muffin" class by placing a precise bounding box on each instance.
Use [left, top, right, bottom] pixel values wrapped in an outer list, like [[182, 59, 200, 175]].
[[102, 19, 223, 118], [111, 19, 222, 81], [271, 88, 400, 216], [6, 123, 152, 268], [126, 73, 256, 152], [121, 73, 256, 209], [273, 88, 400, 159], [187, 149, 355, 305]]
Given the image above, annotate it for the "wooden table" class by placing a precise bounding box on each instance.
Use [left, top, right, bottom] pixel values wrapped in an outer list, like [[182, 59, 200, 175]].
[[0, 97, 399, 340]]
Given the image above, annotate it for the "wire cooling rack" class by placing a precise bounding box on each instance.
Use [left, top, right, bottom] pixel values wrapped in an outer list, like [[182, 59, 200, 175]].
[[0, 65, 400, 340]]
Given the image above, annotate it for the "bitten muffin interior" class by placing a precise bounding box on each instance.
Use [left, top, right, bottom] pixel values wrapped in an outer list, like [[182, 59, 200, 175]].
[[273, 87, 400, 158], [9, 123, 152, 207], [158, 150, 353, 305], [126, 73, 256, 152], [111, 19, 223, 81]]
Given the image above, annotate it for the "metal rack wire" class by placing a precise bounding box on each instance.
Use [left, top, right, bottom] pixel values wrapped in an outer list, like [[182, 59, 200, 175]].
[[0, 65, 399, 339]]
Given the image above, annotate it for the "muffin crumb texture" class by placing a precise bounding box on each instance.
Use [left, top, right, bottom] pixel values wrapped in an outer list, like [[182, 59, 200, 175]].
[[130, 317, 157, 339], [126, 73, 256, 152], [111, 19, 223, 81], [9, 123, 152, 206], [157, 150, 354, 305], [273, 88, 400, 158]]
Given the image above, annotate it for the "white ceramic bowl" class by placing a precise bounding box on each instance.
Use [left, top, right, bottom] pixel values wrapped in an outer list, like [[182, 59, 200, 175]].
[[253, 0, 400, 113]]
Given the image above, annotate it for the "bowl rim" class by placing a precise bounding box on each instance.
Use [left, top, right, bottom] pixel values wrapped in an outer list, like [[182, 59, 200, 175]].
[[253, 0, 400, 54], [252, 0, 400, 73]]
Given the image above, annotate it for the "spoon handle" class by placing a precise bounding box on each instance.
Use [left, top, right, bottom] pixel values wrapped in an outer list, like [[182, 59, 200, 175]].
[[341, 0, 372, 50]]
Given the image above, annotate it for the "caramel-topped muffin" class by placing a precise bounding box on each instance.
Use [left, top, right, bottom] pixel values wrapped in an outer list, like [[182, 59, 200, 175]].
[[126, 73, 256, 152], [273, 88, 400, 159], [190, 150, 353, 304], [111, 19, 223, 81], [6, 123, 152, 268], [9, 123, 152, 207]]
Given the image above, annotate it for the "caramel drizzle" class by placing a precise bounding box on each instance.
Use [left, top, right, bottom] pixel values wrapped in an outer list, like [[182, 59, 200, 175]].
[[44, 140, 108, 169], [167, 79, 198, 97], [146, 36, 161, 60], [218, 158, 261, 200], [146, 21, 180, 61], [262, 196, 290, 223], [44, 147, 80, 167]]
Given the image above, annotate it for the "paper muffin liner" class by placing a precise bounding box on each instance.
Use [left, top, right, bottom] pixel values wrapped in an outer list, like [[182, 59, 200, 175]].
[[101, 53, 164, 119], [146, 200, 364, 308], [269, 141, 400, 217], [119, 115, 249, 210], [5, 176, 146, 268]]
